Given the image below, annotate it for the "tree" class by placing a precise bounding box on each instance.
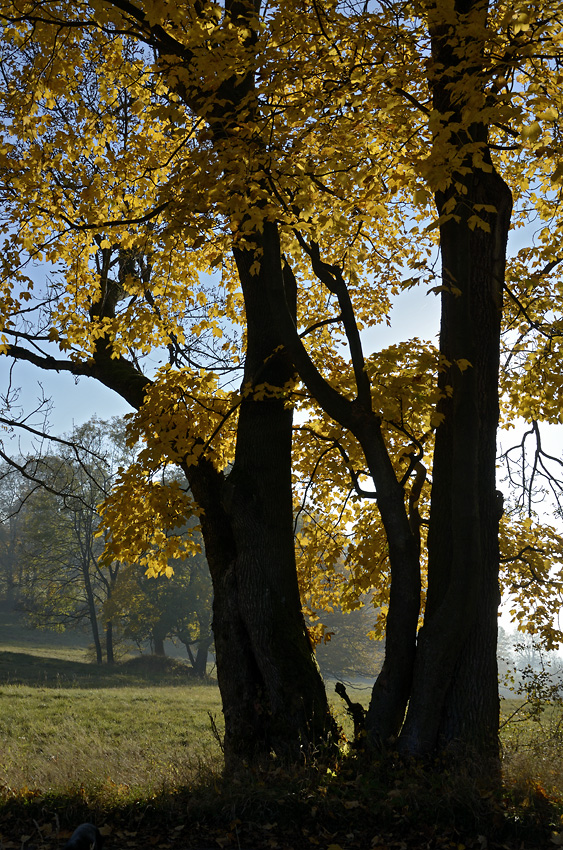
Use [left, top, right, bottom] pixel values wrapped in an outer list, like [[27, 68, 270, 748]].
[[106, 535, 213, 675], [0, 462, 29, 602], [0, 0, 340, 772], [0, 0, 563, 778], [0, 419, 137, 662], [313, 603, 385, 682]]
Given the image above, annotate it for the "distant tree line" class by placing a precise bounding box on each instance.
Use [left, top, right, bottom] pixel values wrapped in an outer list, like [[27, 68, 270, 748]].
[[0, 417, 213, 672]]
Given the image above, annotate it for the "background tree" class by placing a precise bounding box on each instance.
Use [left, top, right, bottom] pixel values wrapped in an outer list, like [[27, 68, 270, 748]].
[[106, 540, 213, 676], [0, 462, 29, 603], [312, 603, 385, 682], [0, 418, 135, 663]]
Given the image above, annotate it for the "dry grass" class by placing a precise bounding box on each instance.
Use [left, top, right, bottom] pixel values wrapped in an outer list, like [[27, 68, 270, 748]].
[[0, 682, 223, 799], [501, 698, 563, 804]]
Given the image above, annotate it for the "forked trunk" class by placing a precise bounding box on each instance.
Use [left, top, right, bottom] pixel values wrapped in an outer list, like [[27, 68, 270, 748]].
[[182, 226, 335, 772]]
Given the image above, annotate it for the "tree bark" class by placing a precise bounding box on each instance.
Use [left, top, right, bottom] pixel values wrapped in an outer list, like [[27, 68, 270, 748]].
[[226, 229, 336, 766], [396, 0, 513, 767]]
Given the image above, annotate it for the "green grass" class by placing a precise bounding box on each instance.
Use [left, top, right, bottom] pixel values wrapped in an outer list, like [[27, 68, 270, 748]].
[[0, 600, 224, 799], [0, 602, 562, 850], [0, 682, 223, 797]]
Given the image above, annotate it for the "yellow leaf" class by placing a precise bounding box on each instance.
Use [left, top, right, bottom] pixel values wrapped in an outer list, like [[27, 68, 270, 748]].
[[454, 358, 472, 372], [521, 122, 541, 142]]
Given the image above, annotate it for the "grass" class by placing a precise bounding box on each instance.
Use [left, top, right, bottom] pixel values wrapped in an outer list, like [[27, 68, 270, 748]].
[[0, 683, 223, 797], [0, 603, 562, 849], [0, 601, 224, 800]]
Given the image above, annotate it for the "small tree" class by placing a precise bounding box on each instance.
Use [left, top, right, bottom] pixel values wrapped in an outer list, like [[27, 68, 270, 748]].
[[2, 419, 134, 662], [107, 547, 213, 675]]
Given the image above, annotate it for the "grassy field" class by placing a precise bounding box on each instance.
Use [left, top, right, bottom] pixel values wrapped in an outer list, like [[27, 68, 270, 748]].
[[0, 602, 224, 799], [0, 683, 224, 796], [0, 602, 562, 850]]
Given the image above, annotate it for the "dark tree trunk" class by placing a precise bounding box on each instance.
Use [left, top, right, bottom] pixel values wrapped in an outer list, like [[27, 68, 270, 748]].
[[105, 619, 115, 665], [81, 559, 103, 665], [218, 226, 335, 768], [396, 0, 512, 767], [153, 630, 166, 656], [193, 635, 212, 677], [182, 633, 213, 677], [260, 228, 421, 749], [357, 417, 420, 746], [181, 224, 337, 773]]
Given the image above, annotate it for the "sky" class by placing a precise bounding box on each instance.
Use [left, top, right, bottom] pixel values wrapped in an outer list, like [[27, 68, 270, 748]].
[[1, 357, 131, 453]]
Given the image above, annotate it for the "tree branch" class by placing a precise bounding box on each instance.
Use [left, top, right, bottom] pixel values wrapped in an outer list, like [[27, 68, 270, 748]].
[[4, 345, 96, 377], [290, 234, 372, 410]]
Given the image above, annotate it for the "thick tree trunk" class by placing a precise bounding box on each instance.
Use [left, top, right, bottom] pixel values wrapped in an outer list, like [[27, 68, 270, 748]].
[[182, 461, 269, 770], [435, 177, 510, 767], [397, 0, 512, 763], [398, 168, 511, 763], [227, 227, 336, 764]]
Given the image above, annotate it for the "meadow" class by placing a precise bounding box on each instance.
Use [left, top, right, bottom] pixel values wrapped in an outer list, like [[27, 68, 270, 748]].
[[0, 604, 225, 802], [0, 604, 562, 850]]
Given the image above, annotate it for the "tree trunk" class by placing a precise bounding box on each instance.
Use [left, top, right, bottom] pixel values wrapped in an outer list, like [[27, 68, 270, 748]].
[[81, 559, 103, 665], [259, 228, 421, 749], [397, 0, 512, 766], [181, 632, 213, 677], [105, 619, 115, 665], [84, 307, 332, 767], [357, 416, 421, 747], [193, 635, 212, 677], [220, 226, 335, 767], [153, 630, 166, 656]]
